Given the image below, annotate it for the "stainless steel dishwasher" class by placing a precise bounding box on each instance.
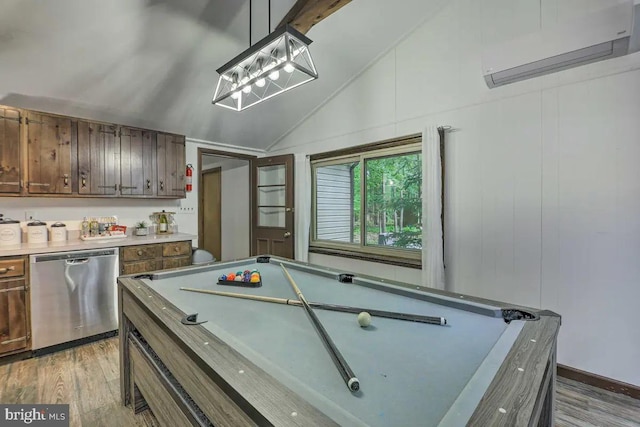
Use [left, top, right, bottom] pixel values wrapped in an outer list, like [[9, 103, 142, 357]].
[[30, 248, 119, 350]]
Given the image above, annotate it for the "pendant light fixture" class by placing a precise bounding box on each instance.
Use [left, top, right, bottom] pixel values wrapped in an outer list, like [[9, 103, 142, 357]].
[[212, 1, 318, 111]]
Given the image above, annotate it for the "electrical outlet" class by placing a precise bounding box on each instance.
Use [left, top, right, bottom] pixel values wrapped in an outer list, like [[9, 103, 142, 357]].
[[25, 211, 36, 221]]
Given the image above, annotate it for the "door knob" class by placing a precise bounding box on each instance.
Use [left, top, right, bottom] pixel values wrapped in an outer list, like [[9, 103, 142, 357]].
[[284, 232, 291, 238]]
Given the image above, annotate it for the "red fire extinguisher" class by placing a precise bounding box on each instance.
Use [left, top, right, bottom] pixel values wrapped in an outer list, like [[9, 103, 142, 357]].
[[185, 164, 193, 192]]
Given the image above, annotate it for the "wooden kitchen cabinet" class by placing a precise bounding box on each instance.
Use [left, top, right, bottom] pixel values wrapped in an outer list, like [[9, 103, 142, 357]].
[[120, 127, 156, 197], [77, 121, 119, 195], [0, 105, 186, 199], [120, 241, 192, 275], [26, 112, 73, 194], [0, 106, 22, 194], [157, 133, 186, 198], [0, 256, 29, 355]]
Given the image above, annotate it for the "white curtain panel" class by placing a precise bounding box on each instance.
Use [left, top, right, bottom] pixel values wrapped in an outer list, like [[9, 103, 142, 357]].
[[294, 153, 312, 262], [422, 126, 445, 290]]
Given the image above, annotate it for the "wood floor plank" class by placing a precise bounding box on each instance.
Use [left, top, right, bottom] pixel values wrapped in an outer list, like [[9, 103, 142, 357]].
[[556, 377, 640, 427], [2, 357, 37, 403], [94, 338, 119, 382], [0, 338, 639, 426], [71, 342, 119, 415]]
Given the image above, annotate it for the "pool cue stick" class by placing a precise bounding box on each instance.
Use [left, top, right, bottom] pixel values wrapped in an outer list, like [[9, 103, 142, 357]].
[[179, 287, 447, 325], [280, 263, 360, 392]]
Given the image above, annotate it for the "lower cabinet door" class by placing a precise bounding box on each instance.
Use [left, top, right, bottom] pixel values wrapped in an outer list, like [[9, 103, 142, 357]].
[[0, 279, 27, 354]]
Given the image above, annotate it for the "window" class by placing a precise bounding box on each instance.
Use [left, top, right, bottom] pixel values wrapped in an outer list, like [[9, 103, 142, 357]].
[[311, 137, 423, 265]]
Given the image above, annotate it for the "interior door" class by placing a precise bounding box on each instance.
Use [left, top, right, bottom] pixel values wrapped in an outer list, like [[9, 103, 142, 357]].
[[201, 168, 222, 261], [251, 155, 294, 258]]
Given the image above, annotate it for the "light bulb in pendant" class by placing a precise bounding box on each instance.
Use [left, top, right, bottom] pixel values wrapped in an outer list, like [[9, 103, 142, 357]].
[[242, 85, 252, 94], [231, 91, 241, 100], [269, 70, 280, 80], [255, 78, 266, 88], [284, 63, 295, 73]]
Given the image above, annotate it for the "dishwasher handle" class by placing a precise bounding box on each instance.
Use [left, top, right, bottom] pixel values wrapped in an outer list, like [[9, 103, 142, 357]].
[[66, 258, 90, 265]]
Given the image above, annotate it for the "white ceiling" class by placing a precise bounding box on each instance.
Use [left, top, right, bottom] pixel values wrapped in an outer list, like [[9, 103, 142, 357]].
[[0, 0, 447, 149]]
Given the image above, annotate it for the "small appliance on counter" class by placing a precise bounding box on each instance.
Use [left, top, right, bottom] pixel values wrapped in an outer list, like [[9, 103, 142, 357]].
[[150, 210, 176, 234], [50, 222, 67, 242], [27, 220, 48, 244], [0, 215, 21, 247]]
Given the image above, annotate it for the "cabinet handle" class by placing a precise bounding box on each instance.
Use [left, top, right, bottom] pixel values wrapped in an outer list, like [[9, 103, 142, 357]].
[[119, 185, 138, 190], [174, 246, 179, 252], [29, 182, 50, 187], [284, 232, 291, 238], [1, 336, 27, 344], [146, 179, 151, 189], [0, 266, 16, 274], [137, 250, 143, 256], [63, 174, 69, 187], [159, 180, 164, 191], [0, 181, 20, 186], [97, 184, 118, 191], [81, 175, 87, 188], [0, 286, 23, 293]]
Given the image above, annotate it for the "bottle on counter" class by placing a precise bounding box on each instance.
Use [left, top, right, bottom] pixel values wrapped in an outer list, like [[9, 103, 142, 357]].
[[90, 218, 99, 237], [158, 211, 168, 233], [81, 217, 90, 237]]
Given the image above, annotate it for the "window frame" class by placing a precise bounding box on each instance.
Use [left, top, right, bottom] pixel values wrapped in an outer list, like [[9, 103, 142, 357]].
[[310, 136, 424, 267]]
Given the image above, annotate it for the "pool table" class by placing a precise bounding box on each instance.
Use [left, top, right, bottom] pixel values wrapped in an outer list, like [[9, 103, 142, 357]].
[[118, 256, 560, 427]]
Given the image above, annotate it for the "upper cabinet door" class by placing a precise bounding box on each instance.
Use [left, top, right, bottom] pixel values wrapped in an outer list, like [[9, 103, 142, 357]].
[[27, 112, 72, 194], [77, 121, 119, 195], [120, 127, 156, 197], [157, 133, 185, 198], [0, 106, 22, 194]]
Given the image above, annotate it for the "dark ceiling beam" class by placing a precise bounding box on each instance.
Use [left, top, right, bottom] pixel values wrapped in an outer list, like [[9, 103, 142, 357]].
[[277, 0, 353, 35]]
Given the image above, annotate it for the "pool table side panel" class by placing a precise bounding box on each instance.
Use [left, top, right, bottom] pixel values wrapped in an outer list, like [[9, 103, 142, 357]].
[[121, 290, 256, 427], [119, 277, 340, 427], [119, 284, 132, 407], [466, 315, 561, 426]]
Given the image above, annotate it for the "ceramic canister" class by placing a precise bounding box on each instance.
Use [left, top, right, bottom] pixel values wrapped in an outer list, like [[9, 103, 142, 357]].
[[27, 220, 48, 244], [50, 222, 67, 242], [0, 217, 21, 246]]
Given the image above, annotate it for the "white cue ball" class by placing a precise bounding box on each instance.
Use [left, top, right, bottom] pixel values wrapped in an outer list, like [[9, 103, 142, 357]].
[[357, 312, 371, 327]]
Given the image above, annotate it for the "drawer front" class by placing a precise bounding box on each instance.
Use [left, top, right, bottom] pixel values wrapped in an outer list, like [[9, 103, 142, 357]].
[[0, 258, 25, 278], [121, 260, 163, 276], [162, 241, 191, 258], [122, 244, 162, 262], [162, 256, 192, 270]]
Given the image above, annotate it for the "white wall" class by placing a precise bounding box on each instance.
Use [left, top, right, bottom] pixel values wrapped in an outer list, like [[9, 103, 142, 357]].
[[270, 0, 640, 386], [201, 156, 251, 261]]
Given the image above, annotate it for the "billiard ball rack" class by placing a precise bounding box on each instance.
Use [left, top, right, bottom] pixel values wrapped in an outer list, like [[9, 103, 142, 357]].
[[217, 279, 262, 288]]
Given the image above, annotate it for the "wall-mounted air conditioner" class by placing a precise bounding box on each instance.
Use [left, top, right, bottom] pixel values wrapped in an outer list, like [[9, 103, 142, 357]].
[[482, 1, 640, 88]]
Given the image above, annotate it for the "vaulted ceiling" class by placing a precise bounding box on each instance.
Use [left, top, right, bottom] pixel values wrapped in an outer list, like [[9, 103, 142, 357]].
[[0, 0, 446, 149]]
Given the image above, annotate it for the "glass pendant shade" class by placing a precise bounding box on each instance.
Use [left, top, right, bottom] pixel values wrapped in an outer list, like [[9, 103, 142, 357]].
[[212, 25, 318, 111]]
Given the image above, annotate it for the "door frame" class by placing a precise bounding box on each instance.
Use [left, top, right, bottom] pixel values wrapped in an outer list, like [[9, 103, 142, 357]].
[[197, 148, 257, 253]]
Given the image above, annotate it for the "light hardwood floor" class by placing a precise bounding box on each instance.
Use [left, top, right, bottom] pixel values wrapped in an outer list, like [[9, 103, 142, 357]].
[[0, 338, 638, 426]]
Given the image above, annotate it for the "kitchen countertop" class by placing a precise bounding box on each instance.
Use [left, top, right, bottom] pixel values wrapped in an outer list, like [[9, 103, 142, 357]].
[[0, 232, 197, 256]]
